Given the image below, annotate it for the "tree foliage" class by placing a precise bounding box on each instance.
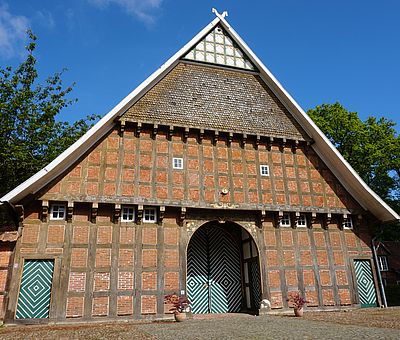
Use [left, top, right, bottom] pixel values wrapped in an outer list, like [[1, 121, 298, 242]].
[[0, 31, 99, 197], [307, 103, 400, 238]]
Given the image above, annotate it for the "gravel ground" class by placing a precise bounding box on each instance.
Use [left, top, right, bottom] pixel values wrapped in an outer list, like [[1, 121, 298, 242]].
[[1, 308, 399, 340], [137, 312, 400, 340]]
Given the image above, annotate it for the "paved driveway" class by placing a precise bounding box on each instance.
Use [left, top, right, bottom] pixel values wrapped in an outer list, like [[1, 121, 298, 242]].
[[137, 313, 399, 340]]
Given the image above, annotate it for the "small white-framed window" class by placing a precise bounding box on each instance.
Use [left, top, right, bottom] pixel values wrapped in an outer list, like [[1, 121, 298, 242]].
[[143, 207, 157, 223], [172, 157, 183, 169], [378, 256, 389, 271], [279, 213, 291, 227], [50, 204, 66, 220], [260, 165, 270, 176], [121, 206, 135, 222], [343, 217, 353, 229], [296, 214, 307, 228]]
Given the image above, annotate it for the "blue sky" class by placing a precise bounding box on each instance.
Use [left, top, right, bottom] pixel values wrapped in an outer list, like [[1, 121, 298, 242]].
[[1, 0, 399, 133]]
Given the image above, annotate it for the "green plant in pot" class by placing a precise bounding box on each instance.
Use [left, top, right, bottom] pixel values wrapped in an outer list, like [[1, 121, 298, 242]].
[[164, 294, 191, 322], [287, 292, 308, 317]]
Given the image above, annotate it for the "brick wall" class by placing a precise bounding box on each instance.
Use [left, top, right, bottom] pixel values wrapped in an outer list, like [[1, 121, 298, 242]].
[[40, 124, 361, 214], [263, 215, 371, 309], [5, 199, 375, 321]]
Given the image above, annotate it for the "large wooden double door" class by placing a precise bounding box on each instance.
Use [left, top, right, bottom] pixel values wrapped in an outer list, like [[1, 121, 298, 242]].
[[187, 225, 242, 313], [187, 224, 261, 314]]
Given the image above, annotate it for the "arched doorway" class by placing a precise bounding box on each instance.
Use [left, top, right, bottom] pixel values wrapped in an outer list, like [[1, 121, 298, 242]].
[[187, 221, 261, 314]]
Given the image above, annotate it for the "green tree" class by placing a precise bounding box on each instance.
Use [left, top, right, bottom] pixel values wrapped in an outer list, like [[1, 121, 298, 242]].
[[307, 102, 400, 239], [0, 31, 99, 197]]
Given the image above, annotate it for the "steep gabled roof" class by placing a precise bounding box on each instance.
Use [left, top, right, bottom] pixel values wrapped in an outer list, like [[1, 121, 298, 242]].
[[1, 10, 399, 223]]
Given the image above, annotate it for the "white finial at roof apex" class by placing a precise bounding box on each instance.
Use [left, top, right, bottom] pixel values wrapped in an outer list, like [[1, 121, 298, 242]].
[[212, 8, 228, 19]]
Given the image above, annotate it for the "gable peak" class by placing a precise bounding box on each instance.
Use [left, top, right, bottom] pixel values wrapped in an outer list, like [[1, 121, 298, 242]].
[[212, 8, 228, 19]]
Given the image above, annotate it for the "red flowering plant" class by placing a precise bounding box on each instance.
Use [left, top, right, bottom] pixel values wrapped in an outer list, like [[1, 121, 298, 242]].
[[164, 294, 191, 314], [287, 292, 308, 309]]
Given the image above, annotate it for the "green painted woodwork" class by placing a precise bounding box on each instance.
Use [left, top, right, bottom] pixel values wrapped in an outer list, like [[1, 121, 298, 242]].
[[354, 260, 377, 308], [187, 225, 242, 313], [16, 259, 54, 319]]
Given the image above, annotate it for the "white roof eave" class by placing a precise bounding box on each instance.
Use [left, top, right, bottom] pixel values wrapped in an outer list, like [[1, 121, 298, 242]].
[[1, 13, 398, 224]]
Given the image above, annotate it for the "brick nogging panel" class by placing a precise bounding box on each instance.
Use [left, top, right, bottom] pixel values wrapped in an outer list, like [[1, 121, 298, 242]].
[[3, 204, 375, 321]]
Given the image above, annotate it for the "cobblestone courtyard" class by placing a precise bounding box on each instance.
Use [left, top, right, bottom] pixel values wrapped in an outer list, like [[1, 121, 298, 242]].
[[1, 308, 399, 339]]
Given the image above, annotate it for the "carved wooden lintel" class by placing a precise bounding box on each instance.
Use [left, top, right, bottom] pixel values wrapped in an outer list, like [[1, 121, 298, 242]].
[[91, 202, 98, 224], [210, 203, 239, 209], [41, 200, 49, 223], [67, 202, 74, 223], [159, 206, 165, 223], [137, 205, 143, 223], [114, 204, 121, 223]]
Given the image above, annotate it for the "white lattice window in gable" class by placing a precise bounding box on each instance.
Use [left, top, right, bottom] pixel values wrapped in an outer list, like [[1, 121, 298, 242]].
[[183, 25, 256, 71]]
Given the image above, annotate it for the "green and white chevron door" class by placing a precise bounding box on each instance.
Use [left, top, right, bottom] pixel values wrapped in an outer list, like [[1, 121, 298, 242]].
[[187, 225, 242, 314], [16, 259, 54, 319], [354, 260, 377, 308]]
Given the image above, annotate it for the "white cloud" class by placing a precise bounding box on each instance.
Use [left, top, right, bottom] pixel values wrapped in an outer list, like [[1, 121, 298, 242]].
[[0, 3, 29, 59], [88, 0, 162, 24], [35, 10, 55, 29]]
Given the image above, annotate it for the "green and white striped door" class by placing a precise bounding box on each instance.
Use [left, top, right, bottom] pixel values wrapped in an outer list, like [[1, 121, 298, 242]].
[[187, 226, 242, 313], [16, 259, 54, 318], [354, 260, 377, 308]]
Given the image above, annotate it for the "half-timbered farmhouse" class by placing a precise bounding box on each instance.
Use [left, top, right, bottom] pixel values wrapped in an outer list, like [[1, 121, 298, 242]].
[[1, 10, 399, 322]]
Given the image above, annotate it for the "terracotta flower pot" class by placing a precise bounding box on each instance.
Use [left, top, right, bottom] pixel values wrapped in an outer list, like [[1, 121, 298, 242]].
[[174, 312, 187, 322], [294, 307, 304, 317]]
